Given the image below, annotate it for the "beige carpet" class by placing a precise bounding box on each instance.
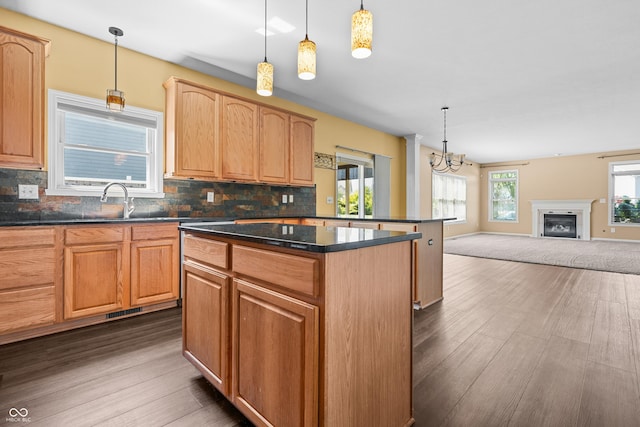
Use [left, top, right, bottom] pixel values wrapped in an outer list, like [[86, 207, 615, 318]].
[[444, 233, 640, 275]]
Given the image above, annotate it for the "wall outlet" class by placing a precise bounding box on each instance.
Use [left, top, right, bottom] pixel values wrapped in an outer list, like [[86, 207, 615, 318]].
[[18, 184, 39, 200], [288, 194, 294, 203], [207, 191, 215, 203], [611, 227, 616, 233], [326, 196, 334, 204], [282, 194, 288, 204]]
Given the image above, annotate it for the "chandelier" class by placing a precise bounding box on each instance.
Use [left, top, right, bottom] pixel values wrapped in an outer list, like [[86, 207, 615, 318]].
[[430, 107, 465, 173]]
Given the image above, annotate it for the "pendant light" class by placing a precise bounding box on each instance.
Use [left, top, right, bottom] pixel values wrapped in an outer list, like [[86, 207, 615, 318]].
[[351, 0, 372, 59], [429, 107, 466, 173], [256, 0, 274, 96], [298, 0, 316, 80], [106, 26, 125, 111]]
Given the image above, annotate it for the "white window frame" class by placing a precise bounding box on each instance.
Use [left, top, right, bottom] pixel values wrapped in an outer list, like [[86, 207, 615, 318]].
[[608, 160, 640, 226], [335, 152, 375, 218], [488, 169, 519, 222], [46, 89, 164, 198], [432, 172, 467, 224]]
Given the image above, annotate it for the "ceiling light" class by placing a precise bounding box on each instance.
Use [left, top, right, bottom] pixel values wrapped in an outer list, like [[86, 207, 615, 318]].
[[257, 0, 273, 96], [351, 0, 372, 59], [430, 107, 466, 173], [106, 26, 125, 111], [298, 0, 316, 80], [269, 17, 295, 34]]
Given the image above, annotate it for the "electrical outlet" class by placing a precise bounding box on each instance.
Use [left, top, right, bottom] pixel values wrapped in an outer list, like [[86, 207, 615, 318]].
[[611, 228, 616, 233], [288, 194, 294, 203], [326, 196, 334, 204], [207, 191, 215, 203], [18, 184, 39, 200], [282, 194, 288, 204]]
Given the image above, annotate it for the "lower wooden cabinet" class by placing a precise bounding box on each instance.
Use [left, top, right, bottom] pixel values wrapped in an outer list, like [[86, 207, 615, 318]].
[[63, 223, 180, 320], [183, 262, 231, 394], [233, 278, 318, 427], [0, 226, 59, 334]]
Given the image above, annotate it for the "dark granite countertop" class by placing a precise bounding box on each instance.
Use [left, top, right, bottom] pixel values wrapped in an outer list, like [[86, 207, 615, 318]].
[[310, 216, 452, 223], [0, 217, 235, 227], [179, 222, 422, 253]]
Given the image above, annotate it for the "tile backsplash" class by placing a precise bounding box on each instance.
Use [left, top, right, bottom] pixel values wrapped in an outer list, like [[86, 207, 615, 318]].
[[0, 168, 316, 221]]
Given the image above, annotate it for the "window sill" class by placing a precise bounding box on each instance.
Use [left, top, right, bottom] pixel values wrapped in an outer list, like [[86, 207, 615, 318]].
[[45, 188, 165, 199]]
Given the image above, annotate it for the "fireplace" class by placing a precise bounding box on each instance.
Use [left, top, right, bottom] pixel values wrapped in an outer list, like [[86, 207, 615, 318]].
[[530, 200, 594, 240], [543, 213, 577, 238]]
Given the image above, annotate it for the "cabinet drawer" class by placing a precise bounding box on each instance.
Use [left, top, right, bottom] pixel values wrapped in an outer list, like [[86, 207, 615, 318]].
[[65, 226, 124, 245], [0, 227, 55, 249], [0, 286, 55, 333], [183, 234, 229, 270], [0, 247, 55, 291], [131, 223, 179, 241], [379, 222, 418, 233], [232, 245, 319, 297]]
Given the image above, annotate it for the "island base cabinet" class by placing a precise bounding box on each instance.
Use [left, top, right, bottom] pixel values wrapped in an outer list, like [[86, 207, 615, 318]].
[[182, 263, 230, 395], [232, 278, 318, 427]]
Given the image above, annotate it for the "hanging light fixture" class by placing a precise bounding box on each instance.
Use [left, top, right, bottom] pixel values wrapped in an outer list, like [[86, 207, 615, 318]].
[[430, 107, 466, 173], [351, 0, 372, 59], [106, 26, 125, 111], [257, 0, 274, 96], [298, 0, 316, 80]]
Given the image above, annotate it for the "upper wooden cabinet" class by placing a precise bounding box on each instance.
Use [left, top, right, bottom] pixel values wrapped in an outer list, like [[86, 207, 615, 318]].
[[164, 77, 315, 186], [221, 96, 259, 181], [290, 115, 315, 186], [0, 26, 50, 170], [164, 78, 221, 179], [259, 107, 289, 184]]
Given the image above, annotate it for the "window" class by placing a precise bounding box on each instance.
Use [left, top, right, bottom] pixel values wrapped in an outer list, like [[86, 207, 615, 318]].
[[336, 153, 374, 218], [432, 173, 466, 222], [489, 170, 518, 222], [46, 90, 164, 198], [609, 161, 640, 224]]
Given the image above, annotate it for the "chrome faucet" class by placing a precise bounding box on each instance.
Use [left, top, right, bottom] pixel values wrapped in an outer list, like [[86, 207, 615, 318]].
[[100, 182, 135, 219]]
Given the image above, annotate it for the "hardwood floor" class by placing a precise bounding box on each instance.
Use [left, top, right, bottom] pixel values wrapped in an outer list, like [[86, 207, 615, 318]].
[[1, 254, 640, 426]]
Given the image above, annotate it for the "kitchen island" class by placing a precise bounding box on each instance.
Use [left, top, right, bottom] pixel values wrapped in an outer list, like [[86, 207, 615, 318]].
[[179, 222, 420, 427]]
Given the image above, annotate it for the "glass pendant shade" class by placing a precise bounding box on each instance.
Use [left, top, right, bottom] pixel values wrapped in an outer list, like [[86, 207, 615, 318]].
[[351, 6, 372, 59], [106, 89, 125, 112], [298, 36, 316, 80], [256, 61, 274, 96]]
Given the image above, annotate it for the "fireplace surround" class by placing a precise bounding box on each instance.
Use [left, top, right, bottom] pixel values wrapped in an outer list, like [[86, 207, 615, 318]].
[[530, 200, 594, 240]]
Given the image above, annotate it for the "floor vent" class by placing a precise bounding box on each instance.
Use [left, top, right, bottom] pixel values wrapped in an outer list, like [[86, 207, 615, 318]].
[[106, 307, 142, 319]]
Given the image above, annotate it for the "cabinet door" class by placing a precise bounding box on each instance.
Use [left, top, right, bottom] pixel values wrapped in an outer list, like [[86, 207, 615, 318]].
[[232, 278, 318, 427], [130, 238, 179, 306], [183, 263, 230, 395], [166, 80, 220, 179], [221, 96, 259, 181], [259, 107, 289, 184], [289, 116, 314, 186], [64, 243, 124, 319], [0, 27, 49, 169]]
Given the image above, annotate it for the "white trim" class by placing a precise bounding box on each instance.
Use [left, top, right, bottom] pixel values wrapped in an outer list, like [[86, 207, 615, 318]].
[[488, 169, 519, 222], [592, 237, 640, 243], [46, 89, 164, 198]]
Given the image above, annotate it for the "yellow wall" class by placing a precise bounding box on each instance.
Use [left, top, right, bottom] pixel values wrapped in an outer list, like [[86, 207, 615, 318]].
[[3, 8, 406, 217], [480, 150, 640, 241]]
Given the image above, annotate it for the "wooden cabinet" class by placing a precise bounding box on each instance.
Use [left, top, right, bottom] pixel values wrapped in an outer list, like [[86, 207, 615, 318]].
[[290, 116, 315, 186], [259, 107, 289, 184], [130, 223, 180, 306], [63, 226, 126, 319], [164, 79, 221, 179], [183, 262, 231, 394], [164, 77, 315, 186], [64, 223, 179, 320], [221, 96, 259, 181], [0, 26, 50, 169], [232, 278, 318, 427], [182, 231, 413, 427], [0, 227, 59, 334]]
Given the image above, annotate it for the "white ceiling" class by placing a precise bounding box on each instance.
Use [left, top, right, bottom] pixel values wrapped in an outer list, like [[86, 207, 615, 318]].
[[2, 0, 639, 163]]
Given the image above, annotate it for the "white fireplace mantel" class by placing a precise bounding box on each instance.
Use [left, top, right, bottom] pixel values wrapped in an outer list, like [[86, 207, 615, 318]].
[[530, 199, 595, 240]]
